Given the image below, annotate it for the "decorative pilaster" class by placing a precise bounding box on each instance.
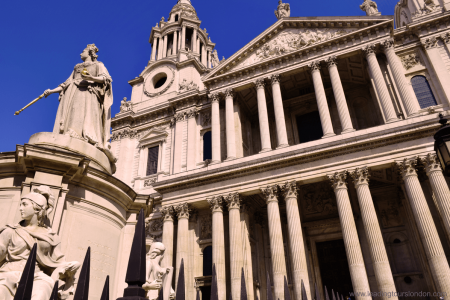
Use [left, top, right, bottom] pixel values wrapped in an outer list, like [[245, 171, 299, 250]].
[[350, 167, 398, 300], [309, 61, 335, 138], [328, 172, 372, 300], [260, 185, 287, 300], [208, 197, 226, 300], [254, 79, 272, 152], [397, 158, 450, 296], [326, 56, 355, 133], [270, 74, 289, 148], [382, 39, 420, 117], [225, 89, 237, 160], [362, 44, 398, 123], [151, 37, 158, 61], [186, 109, 199, 171], [210, 93, 221, 163], [181, 26, 186, 50], [175, 203, 191, 289], [172, 112, 186, 174], [161, 206, 175, 268], [225, 193, 244, 300], [280, 181, 311, 300]]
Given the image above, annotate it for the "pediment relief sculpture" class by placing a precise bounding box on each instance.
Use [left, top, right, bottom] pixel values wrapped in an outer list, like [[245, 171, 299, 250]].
[[300, 182, 338, 217], [179, 79, 199, 93]]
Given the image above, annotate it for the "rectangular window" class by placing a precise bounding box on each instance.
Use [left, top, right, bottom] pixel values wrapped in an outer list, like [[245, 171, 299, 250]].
[[146, 146, 159, 176]]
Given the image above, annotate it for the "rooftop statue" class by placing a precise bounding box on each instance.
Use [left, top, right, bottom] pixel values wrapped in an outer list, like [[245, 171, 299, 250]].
[[143, 242, 175, 300], [275, 0, 290, 20], [211, 50, 220, 68], [360, 0, 381, 16], [0, 186, 81, 300]]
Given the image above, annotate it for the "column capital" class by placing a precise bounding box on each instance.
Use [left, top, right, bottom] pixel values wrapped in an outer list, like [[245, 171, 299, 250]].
[[422, 37, 439, 49], [420, 153, 442, 175], [397, 157, 419, 179], [325, 56, 338, 68], [440, 33, 450, 44], [308, 60, 321, 72], [260, 185, 279, 203], [270, 74, 281, 85], [174, 202, 191, 219], [225, 192, 241, 210], [209, 93, 220, 103], [208, 196, 224, 213], [254, 78, 266, 89], [382, 38, 395, 50], [350, 167, 370, 187], [186, 108, 199, 119], [161, 206, 175, 222], [224, 88, 234, 99], [281, 181, 298, 199], [361, 44, 376, 57], [328, 171, 348, 190]]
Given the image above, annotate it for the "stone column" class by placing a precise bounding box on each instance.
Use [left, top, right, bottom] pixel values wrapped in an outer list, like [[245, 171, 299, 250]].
[[163, 35, 168, 58], [161, 206, 175, 269], [186, 109, 198, 171], [192, 27, 197, 53], [397, 158, 450, 296], [210, 93, 221, 163], [270, 74, 289, 148], [382, 39, 421, 117], [350, 167, 398, 300], [225, 89, 236, 160], [241, 204, 254, 300], [207, 51, 211, 69], [421, 153, 450, 241], [328, 172, 372, 300], [225, 193, 244, 300], [422, 37, 450, 106], [208, 197, 227, 300], [157, 37, 163, 60], [181, 26, 186, 50], [326, 56, 355, 133], [173, 30, 178, 56], [151, 37, 158, 61], [362, 44, 398, 123], [175, 203, 191, 289], [281, 181, 311, 300], [309, 61, 336, 138], [254, 79, 272, 152], [260, 185, 288, 300], [202, 44, 206, 65]]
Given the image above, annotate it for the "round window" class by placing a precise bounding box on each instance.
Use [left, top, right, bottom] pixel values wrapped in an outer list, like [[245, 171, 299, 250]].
[[143, 66, 175, 97], [153, 73, 168, 89]]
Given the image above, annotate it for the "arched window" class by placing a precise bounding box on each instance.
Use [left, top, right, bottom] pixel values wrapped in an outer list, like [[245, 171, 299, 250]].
[[411, 75, 437, 109], [203, 131, 212, 161], [203, 246, 212, 276], [175, 14, 179, 22]]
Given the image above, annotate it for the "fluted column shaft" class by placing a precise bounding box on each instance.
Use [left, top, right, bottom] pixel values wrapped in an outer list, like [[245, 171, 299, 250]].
[[151, 37, 158, 61], [193, 28, 198, 53], [382, 39, 420, 117], [241, 205, 255, 300], [207, 51, 211, 69], [326, 57, 355, 133], [261, 186, 287, 300], [270, 75, 289, 148], [163, 35, 168, 58], [362, 45, 398, 123], [181, 26, 186, 50], [161, 206, 175, 269], [225, 193, 244, 300], [255, 79, 272, 152], [225, 89, 236, 160], [210, 94, 221, 163], [173, 31, 178, 56], [186, 109, 198, 171], [175, 203, 191, 288], [329, 172, 372, 300], [157, 37, 163, 60], [209, 197, 227, 300], [281, 181, 311, 300], [350, 168, 397, 300], [309, 61, 335, 138], [398, 158, 450, 296]]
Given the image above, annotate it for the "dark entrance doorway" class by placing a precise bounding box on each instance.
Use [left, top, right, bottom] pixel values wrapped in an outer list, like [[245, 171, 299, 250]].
[[316, 239, 354, 299], [296, 111, 324, 143]]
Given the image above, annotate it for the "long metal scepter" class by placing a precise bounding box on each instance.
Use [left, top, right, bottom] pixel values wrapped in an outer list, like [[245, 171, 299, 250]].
[[14, 93, 45, 116]]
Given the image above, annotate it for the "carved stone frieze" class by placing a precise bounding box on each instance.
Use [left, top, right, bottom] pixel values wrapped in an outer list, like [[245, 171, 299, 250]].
[[161, 206, 175, 222], [260, 185, 279, 203], [350, 167, 370, 187], [300, 182, 338, 216], [175, 203, 191, 219], [111, 128, 139, 141], [224, 192, 242, 210], [200, 215, 212, 240], [328, 171, 348, 190], [179, 79, 199, 93], [144, 177, 157, 187], [400, 53, 421, 70], [281, 181, 298, 199], [201, 112, 211, 127], [397, 158, 419, 179], [208, 196, 224, 213], [375, 196, 403, 228]]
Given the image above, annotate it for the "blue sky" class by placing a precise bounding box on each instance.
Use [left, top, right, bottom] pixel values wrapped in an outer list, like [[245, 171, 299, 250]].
[[0, 0, 395, 152]]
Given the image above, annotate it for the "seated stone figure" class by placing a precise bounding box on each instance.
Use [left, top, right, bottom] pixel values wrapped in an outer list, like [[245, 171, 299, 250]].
[[143, 242, 175, 300], [0, 186, 80, 300]]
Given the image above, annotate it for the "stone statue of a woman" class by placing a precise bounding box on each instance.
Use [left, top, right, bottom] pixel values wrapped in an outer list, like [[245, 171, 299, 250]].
[[43, 44, 114, 156], [0, 186, 81, 300]]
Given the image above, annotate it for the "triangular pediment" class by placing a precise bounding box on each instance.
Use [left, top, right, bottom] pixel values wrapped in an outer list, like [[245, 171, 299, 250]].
[[203, 16, 393, 81], [139, 128, 168, 146]]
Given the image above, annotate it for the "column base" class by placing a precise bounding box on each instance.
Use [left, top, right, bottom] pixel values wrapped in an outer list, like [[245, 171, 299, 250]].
[[386, 118, 401, 123], [225, 156, 237, 161], [341, 128, 356, 134], [276, 144, 289, 149], [322, 133, 336, 138], [259, 148, 272, 153], [406, 111, 421, 118]]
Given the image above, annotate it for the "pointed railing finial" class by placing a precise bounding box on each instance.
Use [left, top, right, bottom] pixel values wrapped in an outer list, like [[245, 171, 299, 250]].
[[14, 243, 37, 300], [266, 272, 273, 300], [315, 282, 321, 300], [301, 279, 308, 300], [196, 289, 200, 300], [331, 289, 336, 300], [241, 268, 247, 300], [210, 264, 218, 300], [100, 276, 110, 300], [284, 276, 291, 300], [324, 286, 330, 300], [73, 247, 90, 300], [175, 258, 185, 300]]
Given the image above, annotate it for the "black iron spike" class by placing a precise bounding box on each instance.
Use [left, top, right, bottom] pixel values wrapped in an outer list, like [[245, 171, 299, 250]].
[[100, 276, 110, 300], [266, 272, 273, 300], [210, 264, 218, 300], [196, 289, 200, 300], [73, 247, 90, 300], [324, 286, 330, 300], [301, 279, 308, 300], [175, 258, 185, 300], [14, 243, 37, 300], [284, 276, 291, 300], [331, 289, 336, 300], [315, 282, 321, 300], [256, 295, 259, 300], [49, 281, 59, 300], [240, 268, 247, 300]]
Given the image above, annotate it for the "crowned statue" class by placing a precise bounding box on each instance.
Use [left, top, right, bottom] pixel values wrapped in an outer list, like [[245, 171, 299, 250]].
[[143, 242, 175, 300], [275, 0, 290, 20], [0, 186, 81, 300], [360, 0, 381, 16]]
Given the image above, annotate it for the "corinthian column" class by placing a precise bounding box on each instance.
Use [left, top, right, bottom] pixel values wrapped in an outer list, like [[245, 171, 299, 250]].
[[208, 196, 227, 300], [350, 168, 397, 300], [151, 37, 158, 61], [241, 204, 254, 300], [309, 61, 335, 138], [210, 93, 221, 163], [186, 109, 198, 171], [382, 39, 420, 117], [173, 30, 178, 56], [397, 158, 450, 296], [225, 193, 244, 300], [225, 89, 236, 160], [161, 206, 175, 269], [421, 153, 450, 241], [280, 181, 311, 300], [175, 203, 191, 288], [260, 185, 287, 300], [362, 44, 398, 123], [163, 35, 168, 58], [181, 26, 186, 50], [328, 172, 372, 300], [326, 56, 355, 133], [254, 79, 272, 152], [270, 74, 289, 148]]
